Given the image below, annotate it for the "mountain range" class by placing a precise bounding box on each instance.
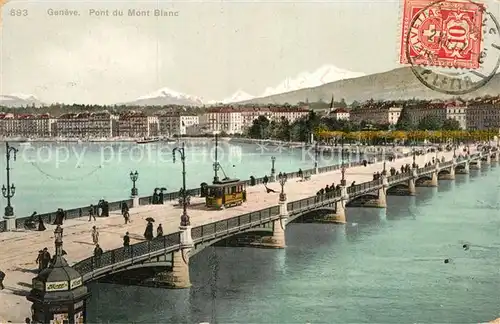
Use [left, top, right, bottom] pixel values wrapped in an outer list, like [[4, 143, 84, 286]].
[[0, 93, 44, 108], [3, 66, 500, 108]]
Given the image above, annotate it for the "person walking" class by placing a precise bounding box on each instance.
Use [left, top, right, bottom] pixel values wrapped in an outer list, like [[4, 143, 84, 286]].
[[0, 269, 5, 290], [91, 226, 99, 245], [93, 244, 103, 267], [35, 250, 44, 272], [88, 204, 96, 222], [123, 232, 130, 249], [42, 247, 51, 269], [156, 224, 163, 237], [122, 203, 130, 224]]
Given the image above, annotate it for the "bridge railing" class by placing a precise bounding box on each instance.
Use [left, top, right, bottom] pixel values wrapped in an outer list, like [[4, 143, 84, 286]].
[[347, 179, 383, 195], [439, 161, 453, 168], [191, 206, 280, 241], [73, 232, 181, 278], [417, 165, 436, 175], [287, 188, 343, 212], [387, 172, 411, 184]]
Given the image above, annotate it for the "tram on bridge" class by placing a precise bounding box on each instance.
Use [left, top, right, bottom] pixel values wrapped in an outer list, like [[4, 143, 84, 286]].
[[205, 178, 247, 209]]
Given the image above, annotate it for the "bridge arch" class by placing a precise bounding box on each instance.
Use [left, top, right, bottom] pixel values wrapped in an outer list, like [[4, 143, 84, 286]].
[[386, 183, 409, 195], [287, 207, 336, 224], [415, 176, 432, 185], [345, 193, 379, 207], [190, 227, 274, 257], [438, 169, 451, 176]]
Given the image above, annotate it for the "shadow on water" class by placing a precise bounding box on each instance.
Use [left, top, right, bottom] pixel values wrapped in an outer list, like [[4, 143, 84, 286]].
[[344, 208, 385, 243]]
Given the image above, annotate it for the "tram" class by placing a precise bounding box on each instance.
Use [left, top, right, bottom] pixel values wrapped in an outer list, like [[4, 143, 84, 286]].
[[205, 178, 247, 209]]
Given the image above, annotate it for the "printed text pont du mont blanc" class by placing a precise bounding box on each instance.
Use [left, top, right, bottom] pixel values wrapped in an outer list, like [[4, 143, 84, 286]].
[[46, 8, 179, 17]]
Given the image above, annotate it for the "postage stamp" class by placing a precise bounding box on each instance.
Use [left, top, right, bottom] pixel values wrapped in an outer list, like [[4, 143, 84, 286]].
[[400, 0, 500, 95], [399, 0, 484, 69]]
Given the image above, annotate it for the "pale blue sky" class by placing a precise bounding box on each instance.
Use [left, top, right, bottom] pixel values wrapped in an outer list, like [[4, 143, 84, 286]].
[[1, 0, 499, 104]]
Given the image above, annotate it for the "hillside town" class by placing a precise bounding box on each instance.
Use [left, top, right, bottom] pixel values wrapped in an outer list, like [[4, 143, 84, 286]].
[[0, 95, 499, 139]]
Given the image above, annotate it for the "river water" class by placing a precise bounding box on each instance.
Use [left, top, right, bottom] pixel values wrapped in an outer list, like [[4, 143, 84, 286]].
[[0, 140, 344, 218], [82, 148, 500, 323], [4, 141, 499, 322]]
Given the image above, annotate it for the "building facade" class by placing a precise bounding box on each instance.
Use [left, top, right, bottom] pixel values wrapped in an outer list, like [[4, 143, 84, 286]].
[[55, 111, 118, 138], [0, 113, 55, 138], [331, 108, 350, 121], [350, 105, 402, 125], [157, 112, 199, 136], [466, 96, 500, 130], [405, 100, 467, 129], [118, 111, 158, 138]]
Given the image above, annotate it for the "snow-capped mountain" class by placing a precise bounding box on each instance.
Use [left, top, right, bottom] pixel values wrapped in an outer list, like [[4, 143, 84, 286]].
[[208, 90, 255, 105], [260, 65, 365, 98], [125, 87, 204, 106], [0, 93, 44, 108]]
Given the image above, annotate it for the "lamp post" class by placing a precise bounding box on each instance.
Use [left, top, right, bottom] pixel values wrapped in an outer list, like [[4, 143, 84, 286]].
[[2, 142, 18, 218], [278, 172, 287, 202], [383, 161, 387, 176], [314, 142, 319, 170], [341, 135, 346, 186], [271, 156, 276, 181], [412, 147, 416, 168], [173, 142, 190, 227], [129, 170, 139, 197]]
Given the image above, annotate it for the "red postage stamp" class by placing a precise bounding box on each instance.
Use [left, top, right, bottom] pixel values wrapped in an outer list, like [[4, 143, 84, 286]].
[[399, 0, 484, 69]]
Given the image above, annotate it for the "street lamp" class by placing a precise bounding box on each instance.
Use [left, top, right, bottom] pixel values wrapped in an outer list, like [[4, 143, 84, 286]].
[[383, 161, 387, 175], [2, 142, 18, 217], [278, 172, 287, 202], [129, 170, 139, 196], [341, 135, 346, 186], [54, 225, 63, 256], [271, 156, 276, 175], [314, 142, 319, 169], [173, 143, 190, 227], [412, 147, 416, 168]]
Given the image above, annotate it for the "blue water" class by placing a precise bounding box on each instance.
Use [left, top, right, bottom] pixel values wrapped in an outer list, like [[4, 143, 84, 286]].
[[0, 141, 352, 217], [86, 164, 500, 323]]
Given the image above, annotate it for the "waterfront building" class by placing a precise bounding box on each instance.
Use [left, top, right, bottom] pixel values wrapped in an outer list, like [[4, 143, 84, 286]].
[[405, 99, 467, 129], [466, 96, 500, 130], [117, 111, 159, 138], [0, 113, 55, 138], [157, 112, 199, 136], [55, 111, 118, 138], [200, 105, 309, 134], [350, 102, 402, 125], [331, 108, 350, 121]]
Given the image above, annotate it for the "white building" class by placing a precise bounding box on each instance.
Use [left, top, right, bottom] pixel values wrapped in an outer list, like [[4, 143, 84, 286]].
[[331, 108, 350, 121]]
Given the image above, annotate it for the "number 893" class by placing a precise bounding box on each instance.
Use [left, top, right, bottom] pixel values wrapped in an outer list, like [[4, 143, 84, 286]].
[[10, 9, 29, 16]]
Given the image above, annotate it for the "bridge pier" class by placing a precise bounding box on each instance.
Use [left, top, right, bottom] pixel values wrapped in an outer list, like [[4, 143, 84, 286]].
[[439, 165, 455, 180], [156, 226, 192, 288], [493, 152, 500, 163], [375, 175, 388, 208], [430, 171, 438, 186], [333, 186, 348, 223], [408, 170, 417, 195], [259, 197, 288, 248], [132, 195, 139, 208], [486, 153, 491, 165], [470, 159, 481, 170]]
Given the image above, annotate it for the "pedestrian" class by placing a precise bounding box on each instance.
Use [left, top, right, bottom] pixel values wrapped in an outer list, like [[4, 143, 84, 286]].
[[144, 221, 153, 241], [94, 244, 103, 267], [88, 204, 96, 222], [35, 250, 44, 272], [0, 269, 5, 290], [25, 317, 31, 324], [91, 226, 99, 245], [42, 247, 51, 269], [263, 175, 269, 185], [157, 224, 163, 237], [123, 232, 130, 248], [37, 214, 46, 231], [122, 203, 130, 224]]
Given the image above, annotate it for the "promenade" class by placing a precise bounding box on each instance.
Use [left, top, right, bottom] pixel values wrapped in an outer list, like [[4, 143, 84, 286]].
[[0, 146, 472, 322]]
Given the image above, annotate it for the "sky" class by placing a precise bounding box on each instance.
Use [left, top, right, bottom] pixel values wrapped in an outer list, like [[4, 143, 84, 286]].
[[1, 0, 499, 104]]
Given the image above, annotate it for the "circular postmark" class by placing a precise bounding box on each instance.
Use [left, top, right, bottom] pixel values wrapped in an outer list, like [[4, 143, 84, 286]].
[[404, 0, 500, 95]]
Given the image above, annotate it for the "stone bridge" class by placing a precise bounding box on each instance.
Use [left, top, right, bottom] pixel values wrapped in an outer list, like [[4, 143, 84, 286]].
[[71, 151, 490, 288]]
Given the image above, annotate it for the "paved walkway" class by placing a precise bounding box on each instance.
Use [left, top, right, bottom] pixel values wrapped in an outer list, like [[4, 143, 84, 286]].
[[0, 146, 475, 322]]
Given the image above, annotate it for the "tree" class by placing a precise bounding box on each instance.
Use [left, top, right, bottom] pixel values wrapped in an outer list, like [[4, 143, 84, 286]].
[[417, 114, 442, 130], [247, 116, 270, 139], [396, 106, 414, 131], [442, 118, 461, 131]]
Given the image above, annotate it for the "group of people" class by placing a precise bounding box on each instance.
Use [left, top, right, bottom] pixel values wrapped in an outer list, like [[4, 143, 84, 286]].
[[152, 188, 165, 204], [35, 247, 55, 272], [143, 221, 163, 241], [24, 212, 46, 231]]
